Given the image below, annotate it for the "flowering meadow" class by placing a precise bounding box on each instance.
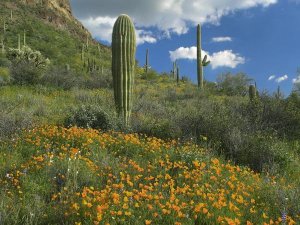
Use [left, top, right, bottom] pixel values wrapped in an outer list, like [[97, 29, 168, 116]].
[[0, 126, 299, 224]]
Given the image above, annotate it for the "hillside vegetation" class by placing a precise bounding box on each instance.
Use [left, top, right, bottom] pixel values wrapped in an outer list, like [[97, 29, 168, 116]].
[[0, 1, 300, 225], [0, 125, 298, 224], [0, 0, 111, 72]]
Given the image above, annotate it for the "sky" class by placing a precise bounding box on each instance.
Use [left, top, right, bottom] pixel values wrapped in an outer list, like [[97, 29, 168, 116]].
[[70, 0, 300, 96]]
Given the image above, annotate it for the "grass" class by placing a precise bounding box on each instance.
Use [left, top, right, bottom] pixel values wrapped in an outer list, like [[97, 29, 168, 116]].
[[0, 125, 299, 225]]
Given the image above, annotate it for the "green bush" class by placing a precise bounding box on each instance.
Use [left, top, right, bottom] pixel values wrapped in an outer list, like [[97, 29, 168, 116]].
[[64, 105, 115, 131], [41, 66, 85, 90], [10, 61, 45, 85], [7, 46, 50, 85], [0, 67, 11, 85]]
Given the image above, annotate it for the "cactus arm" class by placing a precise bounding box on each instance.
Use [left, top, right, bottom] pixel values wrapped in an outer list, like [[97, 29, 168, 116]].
[[202, 54, 210, 67]]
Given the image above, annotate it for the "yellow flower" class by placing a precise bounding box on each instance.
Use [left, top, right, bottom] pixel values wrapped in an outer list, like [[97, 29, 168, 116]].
[[145, 220, 152, 225]]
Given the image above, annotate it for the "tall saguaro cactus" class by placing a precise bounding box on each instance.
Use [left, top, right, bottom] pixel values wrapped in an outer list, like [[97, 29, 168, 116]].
[[145, 48, 149, 74], [197, 24, 210, 89], [112, 14, 136, 126]]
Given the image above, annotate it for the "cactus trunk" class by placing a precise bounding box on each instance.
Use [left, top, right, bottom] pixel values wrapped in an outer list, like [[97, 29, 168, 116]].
[[23, 31, 26, 46], [177, 66, 179, 84], [197, 24, 203, 89], [112, 14, 136, 126], [249, 85, 256, 101], [145, 48, 149, 74], [1, 39, 4, 54], [18, 34, 21, 51]]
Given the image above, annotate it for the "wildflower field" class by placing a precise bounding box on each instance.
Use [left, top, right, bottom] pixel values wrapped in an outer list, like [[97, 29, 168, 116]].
[[0, 126, 298, 225]]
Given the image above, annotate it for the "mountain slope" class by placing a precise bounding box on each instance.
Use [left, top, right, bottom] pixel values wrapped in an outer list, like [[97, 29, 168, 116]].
[[0, 0, 111, 72]]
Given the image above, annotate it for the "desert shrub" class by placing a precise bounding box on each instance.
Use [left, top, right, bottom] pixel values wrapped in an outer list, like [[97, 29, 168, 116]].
[[0, 110, 33, 140], [41, 66, 85, 89], [10, 61, 45, 85], [7, 46, 50, 85], [140, 69, 159, 80], [42, 67, 112, 90], [216, 72, 252, 96], [0, 67, 11, 85], [0, 55, 11, 67], [83, 70, 112, 89], [64, 105, 115, 131]]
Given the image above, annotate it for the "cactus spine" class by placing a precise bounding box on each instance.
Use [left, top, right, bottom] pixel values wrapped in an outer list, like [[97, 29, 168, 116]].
[[197, 24, 210, 89], [112, 14, 136, 126]]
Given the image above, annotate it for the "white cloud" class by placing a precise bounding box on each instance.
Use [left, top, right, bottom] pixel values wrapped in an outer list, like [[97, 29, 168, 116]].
[[210, 50, 245, 69], [292, 76, 300, 84], [81, 16, 156, 45], [169, 46, 198, 61], [169, 47, 245, 69], [81, 16, 115, 43], [136, 30, 157, 45], [275, 75, 288, 83], [212, 37, 232, 42], [268, 75, 276, 80], [70, 0, 278, 43]]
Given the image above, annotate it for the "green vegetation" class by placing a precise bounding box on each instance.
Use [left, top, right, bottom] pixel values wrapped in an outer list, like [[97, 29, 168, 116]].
[[0, 2, 299, 224], [0, 0, 111, 74]]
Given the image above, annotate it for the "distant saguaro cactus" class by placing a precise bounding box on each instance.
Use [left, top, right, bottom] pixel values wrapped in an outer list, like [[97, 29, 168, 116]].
[[172, 60, 177, 79], [144, 48, 149, 74], [197, 24, 210, 89], [1, 39, 4, 54], [176, 66, 180, 84], [249, 84, 256, 101], [112, 14, 136, 126]]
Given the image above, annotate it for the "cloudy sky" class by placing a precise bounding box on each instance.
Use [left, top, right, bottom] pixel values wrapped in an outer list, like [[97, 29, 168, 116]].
[[70, 0, 300, 95]]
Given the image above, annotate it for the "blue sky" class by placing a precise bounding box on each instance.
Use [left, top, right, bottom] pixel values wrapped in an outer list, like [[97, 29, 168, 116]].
[[70, 0, 300, 95]]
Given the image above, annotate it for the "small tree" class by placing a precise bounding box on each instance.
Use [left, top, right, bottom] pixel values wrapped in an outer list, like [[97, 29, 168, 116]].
[[7, 46, 50, 84], [216, 72, 252, 96]]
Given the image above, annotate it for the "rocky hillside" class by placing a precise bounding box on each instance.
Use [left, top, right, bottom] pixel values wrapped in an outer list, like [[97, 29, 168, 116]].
[[0, 0, 111, 71]]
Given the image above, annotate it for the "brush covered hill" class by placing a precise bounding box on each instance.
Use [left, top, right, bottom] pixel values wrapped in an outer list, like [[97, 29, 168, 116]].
[[0, 1, 300, 224], [0, 0, 111, 72]]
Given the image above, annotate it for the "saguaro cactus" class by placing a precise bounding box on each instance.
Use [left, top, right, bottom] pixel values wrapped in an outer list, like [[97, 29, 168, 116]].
[[23, 30, 26, 46], [249, 84, 256, 101], [197, 24, 210, 89], [112, 14, 136, 126], [172, 61, 177, 79], [144, 48, 149, 74], [176, 66, 180, 84], [18, 34, 21, 51]]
